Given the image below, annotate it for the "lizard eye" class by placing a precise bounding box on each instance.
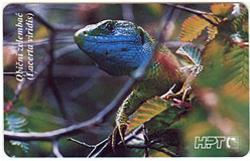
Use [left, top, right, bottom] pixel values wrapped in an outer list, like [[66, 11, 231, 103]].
[[106, 23, 114, 32]]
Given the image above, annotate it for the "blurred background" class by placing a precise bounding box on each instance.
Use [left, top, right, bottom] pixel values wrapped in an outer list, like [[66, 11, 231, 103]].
[[3, 3, 249, 157]]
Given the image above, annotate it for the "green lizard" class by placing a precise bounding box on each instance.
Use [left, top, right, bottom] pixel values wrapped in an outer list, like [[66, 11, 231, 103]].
[[74, 19, 202, 148]]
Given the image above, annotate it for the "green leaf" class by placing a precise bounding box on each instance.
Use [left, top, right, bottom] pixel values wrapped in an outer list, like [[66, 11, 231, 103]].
[[222, 45, 249, 101], [224, 46, 248, 88], [198, 38, 229, 88], [210, 3, 233, 17]]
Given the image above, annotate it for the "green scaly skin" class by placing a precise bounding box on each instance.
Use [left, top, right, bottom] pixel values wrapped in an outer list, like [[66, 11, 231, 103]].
[[74, 20, 191, 148]]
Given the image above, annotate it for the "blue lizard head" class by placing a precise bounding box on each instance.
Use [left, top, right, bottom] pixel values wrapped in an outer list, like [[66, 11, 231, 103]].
[[74, 20, 154, 76]]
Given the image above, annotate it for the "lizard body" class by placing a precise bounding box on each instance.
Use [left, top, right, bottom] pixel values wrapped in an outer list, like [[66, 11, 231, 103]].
[[74, 20, 201, 146]]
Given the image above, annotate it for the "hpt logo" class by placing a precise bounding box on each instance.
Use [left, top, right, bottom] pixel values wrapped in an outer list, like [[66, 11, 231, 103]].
[[194, 136, 239, 149]]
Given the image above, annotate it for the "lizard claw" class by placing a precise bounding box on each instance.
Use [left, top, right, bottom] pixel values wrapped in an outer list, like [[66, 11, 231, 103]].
[[160, 84, 177, 100], [111, 123, 127, 152], [161, 84, 191, 101], [111, 112, 129, 152]]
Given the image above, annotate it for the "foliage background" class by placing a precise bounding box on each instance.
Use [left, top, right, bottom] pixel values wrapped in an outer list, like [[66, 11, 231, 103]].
[[3, 3, 249, 157]]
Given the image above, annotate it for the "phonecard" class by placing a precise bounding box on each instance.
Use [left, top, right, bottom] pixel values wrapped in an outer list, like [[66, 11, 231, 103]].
[[3, 3, 249, 157]]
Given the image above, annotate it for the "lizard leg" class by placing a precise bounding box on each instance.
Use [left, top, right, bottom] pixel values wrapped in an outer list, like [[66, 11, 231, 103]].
[[178, 65, 202, 100], [161, 85, 191, 101], [162, 65, 202, 101], [111, 89, 148, 151], [160, 84, 177, 99], [111, 108, 129, 151], [162, 81, 192, 101]]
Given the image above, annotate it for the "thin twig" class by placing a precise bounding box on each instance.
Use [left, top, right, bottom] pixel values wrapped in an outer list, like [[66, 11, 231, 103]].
[[52, 140, 63, 157], [68, 138, 95, 148], [87, 137, 111, 157]]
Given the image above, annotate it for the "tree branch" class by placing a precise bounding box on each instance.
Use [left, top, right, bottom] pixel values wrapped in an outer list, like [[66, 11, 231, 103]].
[[68, 138, 95, 148], [166, 4, 219, 26]]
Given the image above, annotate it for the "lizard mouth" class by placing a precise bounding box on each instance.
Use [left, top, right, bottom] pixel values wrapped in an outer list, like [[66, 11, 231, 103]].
[[74, 28, 89, 47]]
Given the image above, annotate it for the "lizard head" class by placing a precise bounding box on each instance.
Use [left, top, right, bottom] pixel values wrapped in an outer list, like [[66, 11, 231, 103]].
[[74, 19, 154, 76]]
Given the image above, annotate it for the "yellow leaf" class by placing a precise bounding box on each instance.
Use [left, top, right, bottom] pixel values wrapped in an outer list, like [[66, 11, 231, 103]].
[[179, 15, 220, 42], [180, 15, 209, 42], [210, 3, 233, 17]]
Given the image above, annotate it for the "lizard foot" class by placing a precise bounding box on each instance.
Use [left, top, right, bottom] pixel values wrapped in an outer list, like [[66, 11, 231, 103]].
[[161, 84, 191, 101], [111, 114, 129, 152]]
